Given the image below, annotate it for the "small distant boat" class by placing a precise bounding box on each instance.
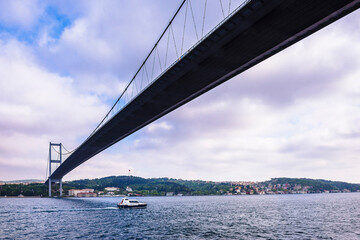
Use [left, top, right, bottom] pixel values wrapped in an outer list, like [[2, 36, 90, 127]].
[[117, 197, 147, 208]]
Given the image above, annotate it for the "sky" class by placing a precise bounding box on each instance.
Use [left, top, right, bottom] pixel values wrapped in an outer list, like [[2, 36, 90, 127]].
[[0, 0, 359, 183]]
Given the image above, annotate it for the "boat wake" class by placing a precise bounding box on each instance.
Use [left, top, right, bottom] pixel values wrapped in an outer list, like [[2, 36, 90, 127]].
[[0, 207, 119, 214]]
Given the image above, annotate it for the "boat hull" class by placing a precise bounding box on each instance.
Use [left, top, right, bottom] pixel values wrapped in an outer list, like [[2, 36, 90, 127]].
[[117, 203, 147, 209]]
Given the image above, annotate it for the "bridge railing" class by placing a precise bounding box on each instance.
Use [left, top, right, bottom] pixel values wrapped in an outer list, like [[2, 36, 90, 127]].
[[90, 0, 249, 137]]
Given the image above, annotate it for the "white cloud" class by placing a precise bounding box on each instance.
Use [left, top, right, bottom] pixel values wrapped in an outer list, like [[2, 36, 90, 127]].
[[0, 1, 360, 184], [97, 10, 360, 183], [0, 0, 43, 29], [147, 121, 173, 133], [0, 39, 108, 180], [35, 0, 181, 99], [65, 152, 133, 181]]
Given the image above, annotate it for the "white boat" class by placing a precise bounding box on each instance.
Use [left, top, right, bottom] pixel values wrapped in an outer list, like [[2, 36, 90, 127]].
[[117, 197, 147, 208]]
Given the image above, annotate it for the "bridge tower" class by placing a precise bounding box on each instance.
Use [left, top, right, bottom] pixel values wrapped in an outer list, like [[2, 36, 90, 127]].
[[48, 142, 63, 197]]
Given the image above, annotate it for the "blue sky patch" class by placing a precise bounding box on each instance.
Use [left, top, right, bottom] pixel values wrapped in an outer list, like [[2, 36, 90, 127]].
[[42, 6, 72, 40], [0, 6, 72, 44]]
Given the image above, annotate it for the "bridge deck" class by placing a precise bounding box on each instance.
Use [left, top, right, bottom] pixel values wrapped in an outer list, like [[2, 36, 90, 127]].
[[47, 0, 360, 183]]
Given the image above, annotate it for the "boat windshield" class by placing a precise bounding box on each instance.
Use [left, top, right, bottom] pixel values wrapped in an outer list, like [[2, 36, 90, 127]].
[[129, 200, 139, 203]]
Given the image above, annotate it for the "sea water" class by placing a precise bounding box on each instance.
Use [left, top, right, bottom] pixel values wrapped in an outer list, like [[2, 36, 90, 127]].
[[0, 193, 359, 239]]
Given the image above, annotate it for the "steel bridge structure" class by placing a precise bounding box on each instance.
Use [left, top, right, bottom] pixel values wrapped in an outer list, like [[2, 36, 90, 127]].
[[46, 0, 360, 196]]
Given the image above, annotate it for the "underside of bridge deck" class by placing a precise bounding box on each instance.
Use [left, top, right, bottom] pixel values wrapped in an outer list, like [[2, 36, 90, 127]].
[[46, 0, 360, 184]]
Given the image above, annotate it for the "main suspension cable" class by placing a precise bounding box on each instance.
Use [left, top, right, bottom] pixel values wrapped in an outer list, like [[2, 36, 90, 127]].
[[50, 144, 74, 156], [49, 0, 238, 160], [62, 144, 75, 155], [86, 0, 186, 139], [51, 145, 60, 154]]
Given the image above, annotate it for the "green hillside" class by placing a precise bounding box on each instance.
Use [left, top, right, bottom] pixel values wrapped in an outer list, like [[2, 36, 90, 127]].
[[0, 176, 359, 197], [264, 178, 360, 192], [67, 176, 192, 196]]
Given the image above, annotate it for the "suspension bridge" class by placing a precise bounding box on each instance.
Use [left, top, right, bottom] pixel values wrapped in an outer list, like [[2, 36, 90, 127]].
[[46, 0, 360, 196]]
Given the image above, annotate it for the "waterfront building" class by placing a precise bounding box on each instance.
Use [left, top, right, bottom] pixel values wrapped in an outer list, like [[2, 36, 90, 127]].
[[77, 192, 97, 197], [68, 189, 95, 197], [105, 187, 119, 192]]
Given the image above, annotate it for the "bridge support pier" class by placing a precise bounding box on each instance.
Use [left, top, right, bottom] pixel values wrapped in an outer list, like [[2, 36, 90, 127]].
[[48, 178, 63, 197], [48, 142, 63, 197], [48, 179, 51, 197], [60, 179, 62, 197]]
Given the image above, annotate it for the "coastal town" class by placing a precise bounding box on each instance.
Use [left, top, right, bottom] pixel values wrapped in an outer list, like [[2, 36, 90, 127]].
[[65, 181, 357, 197], [222, 181, 356, 195]]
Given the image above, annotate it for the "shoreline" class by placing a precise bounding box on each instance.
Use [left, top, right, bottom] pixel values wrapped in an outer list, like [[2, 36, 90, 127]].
[[1, 192, 359, 199]]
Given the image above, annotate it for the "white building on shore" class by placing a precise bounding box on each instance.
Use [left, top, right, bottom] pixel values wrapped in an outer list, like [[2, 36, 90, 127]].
[[68, 189, 95, 197], [105, 187, 119, 192]]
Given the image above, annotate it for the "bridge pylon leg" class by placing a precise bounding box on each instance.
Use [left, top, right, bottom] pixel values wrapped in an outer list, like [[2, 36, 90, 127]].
[[48, 142, 63, 197], [49, 178, 51, 197], [60, 179, 62, 197]]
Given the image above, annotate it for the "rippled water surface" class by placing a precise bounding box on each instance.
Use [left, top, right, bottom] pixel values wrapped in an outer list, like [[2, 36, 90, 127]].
[[1, 193, 359, 239]]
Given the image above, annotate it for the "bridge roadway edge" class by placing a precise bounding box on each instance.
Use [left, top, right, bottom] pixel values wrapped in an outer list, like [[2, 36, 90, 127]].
[[46, 0, 360, 184]]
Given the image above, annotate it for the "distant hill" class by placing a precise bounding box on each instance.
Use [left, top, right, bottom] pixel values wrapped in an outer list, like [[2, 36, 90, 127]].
[[65, 176, 360, 195], [66, 176, 193, 196], [0, 179, 43, 184], [67, 176, 232, 196], [1, 176, 359, 197], [264, 178, 360, 192]]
